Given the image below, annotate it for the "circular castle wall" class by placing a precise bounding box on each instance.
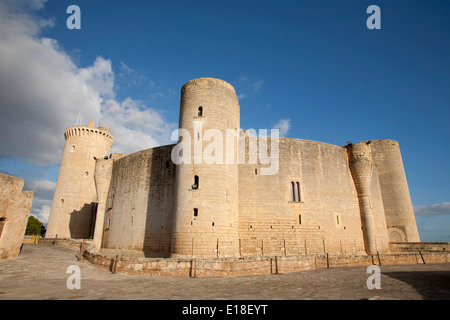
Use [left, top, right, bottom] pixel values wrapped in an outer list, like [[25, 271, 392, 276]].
[[101, 145, 176, 256], [238, 137, 371, 256]]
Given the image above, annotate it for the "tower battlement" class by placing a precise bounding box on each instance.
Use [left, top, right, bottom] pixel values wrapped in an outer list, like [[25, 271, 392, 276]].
[[64, 126, 114, 142], [182, 77, 237, 94]]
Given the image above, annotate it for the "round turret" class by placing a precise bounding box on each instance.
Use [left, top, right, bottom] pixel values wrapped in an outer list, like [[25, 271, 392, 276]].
[[171, 78, 240, 257], [369, 140, 420, 242], [46, 121, 114, 239]]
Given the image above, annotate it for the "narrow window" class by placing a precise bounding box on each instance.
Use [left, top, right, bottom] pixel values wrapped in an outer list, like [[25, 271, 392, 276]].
[[336, 215, 340, 225], [212, 222, 215, 227], [299, 214, 302, 225], [107, 194, 114, 210], [198, 106, 203, 117], [255, 168, 258, 175], [0, 217, 6, 238], [290, 181, 302, 202], [290, 182, 295, 202], [294, 182, 299, 202], [193, 208, 198, 217], [192, 175, 199, 189]]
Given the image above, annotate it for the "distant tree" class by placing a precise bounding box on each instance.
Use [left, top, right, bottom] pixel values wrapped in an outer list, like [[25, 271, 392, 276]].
[[25, 216, 46, 236], [40, 223, 46, 237]]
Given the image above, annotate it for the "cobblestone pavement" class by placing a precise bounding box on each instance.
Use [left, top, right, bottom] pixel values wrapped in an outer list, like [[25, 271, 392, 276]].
[[1, 243, 449, 300]]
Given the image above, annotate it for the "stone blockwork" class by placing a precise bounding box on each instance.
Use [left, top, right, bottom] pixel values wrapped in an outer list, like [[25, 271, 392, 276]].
[[82, 247, 450, 278], [238, 138, 368, 257], [0, 174, 33, 260], [101, 145, 176, 256], [390, 242, 450, 253], [370, 140, 420, 242]]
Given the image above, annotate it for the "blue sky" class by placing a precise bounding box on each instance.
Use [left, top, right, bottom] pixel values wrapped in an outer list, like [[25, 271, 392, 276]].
[[0, 0, 449, 241]]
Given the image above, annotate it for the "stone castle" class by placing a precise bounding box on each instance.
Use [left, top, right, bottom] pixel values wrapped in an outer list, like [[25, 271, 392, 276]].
[[46, 77, 420, 259]]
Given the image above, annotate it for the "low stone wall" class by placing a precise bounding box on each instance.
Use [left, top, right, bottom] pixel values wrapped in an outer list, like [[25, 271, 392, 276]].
[[390, 242, 450, 253], [25, 237, 92, 250], [36, 238, 450, 277], [82, 249, 450, 278]]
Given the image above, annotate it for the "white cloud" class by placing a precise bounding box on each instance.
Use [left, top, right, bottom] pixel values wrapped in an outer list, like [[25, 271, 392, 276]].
[[117, 62, 154, 89], [0, 12, 103, 165], [101, 98, 177, 155], [0, 1, 176, 224], [273, 119, 291, 137], [24, 179, 56, 224], [78, 56, 115, 99], [235, 76, 264, 97], [5, 0, 49, 11], [0, 1, 174, 166], [25, 179, 56, 198], [30, 205, 51, 226], [414, 202, 450, 216], [251, 80, 264, 93]]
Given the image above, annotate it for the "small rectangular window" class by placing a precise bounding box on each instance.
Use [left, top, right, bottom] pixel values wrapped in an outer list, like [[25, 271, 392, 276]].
[[290, 181, 302, 202], [290, 182, 295, 201], [296, 182, 301, 202], [192, 176, 199, 189], [0, 218, 6, 239]]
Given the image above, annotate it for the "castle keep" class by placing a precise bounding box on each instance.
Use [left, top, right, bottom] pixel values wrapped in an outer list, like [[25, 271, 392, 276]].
[[46, 77, 420, 259]]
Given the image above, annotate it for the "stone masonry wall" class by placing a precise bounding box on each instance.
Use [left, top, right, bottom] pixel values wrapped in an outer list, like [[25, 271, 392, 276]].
[[0, 173, 33, 260], [238, 138, 368, 257], [101, 145, 176, 257]]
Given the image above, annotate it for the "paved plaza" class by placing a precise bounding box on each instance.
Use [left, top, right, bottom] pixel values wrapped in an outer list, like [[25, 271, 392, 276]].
[[1, 243, 449, 300]]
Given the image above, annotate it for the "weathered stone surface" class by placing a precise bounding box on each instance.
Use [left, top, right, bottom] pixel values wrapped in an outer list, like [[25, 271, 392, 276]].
[[0, 174, 33, 260]]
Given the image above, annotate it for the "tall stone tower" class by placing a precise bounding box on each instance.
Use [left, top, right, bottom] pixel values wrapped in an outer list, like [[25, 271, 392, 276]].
[[46, 120, 114, 239], [370, 140, 421, 242], [171, 78, 240, 257]]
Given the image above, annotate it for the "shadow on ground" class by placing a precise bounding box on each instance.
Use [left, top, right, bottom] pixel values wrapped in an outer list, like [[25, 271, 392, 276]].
[[383, 269, 450, 300]]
